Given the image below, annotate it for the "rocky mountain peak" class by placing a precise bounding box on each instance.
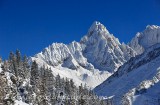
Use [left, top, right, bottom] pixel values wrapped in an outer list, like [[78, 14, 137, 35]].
[[88, 21, 109, 36], [146, 25, 160, 30], [31, 21, 137, 88], [129, 25, 160, 54]]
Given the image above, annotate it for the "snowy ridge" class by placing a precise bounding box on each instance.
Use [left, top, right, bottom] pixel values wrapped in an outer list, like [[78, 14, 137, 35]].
[[32, 42, 110, 89], [80, 21, 136, 72], [31, 21, 136, 88], [32, 21, 160, 104], [94, 43, 160, 104], [129, 25, 160, 54], [124, 68, 160, 105], [131, 81, 160, 105]]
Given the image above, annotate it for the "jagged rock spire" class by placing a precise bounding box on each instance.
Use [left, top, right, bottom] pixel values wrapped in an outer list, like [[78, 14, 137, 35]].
[[129, 24, 160, 54], [87, 21, 110, 37]]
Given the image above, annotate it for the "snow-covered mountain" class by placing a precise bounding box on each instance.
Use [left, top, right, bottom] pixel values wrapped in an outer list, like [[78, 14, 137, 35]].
[[94, 43, 160, 94], [94, 26, 160, 105], [129, 25, 160, 54], [31, 21, 136, 89], [80, 21, 136, 72], [1, 21, 160, 105], [31, 21, 160, 104]]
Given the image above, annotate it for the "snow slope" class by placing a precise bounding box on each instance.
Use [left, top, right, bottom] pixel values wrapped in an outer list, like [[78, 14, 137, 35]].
[[94, 44, 160, 104], [15, 100, 29, 105], [31, 21, 136, 88], [132, 81, 160, 105], [31, 42, 111, 89]]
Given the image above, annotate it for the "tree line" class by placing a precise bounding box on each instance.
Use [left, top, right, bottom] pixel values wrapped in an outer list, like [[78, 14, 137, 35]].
[[0, 50, 109, 105]]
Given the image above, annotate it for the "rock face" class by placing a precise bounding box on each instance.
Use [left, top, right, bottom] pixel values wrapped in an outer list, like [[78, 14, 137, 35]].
[[34, 41, 95, 71], [31, 21, 136, 88], [129, 25, 160, 54], [81, 21, 136, 72], [34, 21, 136, 72]]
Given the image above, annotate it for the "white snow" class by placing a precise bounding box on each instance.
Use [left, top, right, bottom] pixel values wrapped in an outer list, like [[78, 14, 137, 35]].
[[129, 25, 160, 54], [31, 21, 136, 88], [30, 22, 160, 104], [1, 21, 160, 105], [132, 82, 160, 105], [0, 63, 2, 73], [80, 21, 136, 72], [15, 100, 29, 105], [32, 57, 110, 89], [94, 44, 160, 104]]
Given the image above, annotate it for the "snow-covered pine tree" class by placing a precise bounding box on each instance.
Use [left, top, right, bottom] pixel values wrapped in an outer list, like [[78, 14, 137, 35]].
[[78, 83, 87, 105], [69, 79, 77, 105], [22, 55, 30, 79], [16, 49, 21, 67], [30, 61, 39, 86], [38, 66, 49, 105], [0, 56, 2, 63], [0, 73, 7, 104], [9, 52, 18, 77], [1, 60, 9, 72], [0, 50, 108, 105]]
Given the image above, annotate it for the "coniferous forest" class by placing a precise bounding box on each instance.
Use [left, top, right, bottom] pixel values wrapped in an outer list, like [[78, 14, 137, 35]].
[[0, 50, 109, 105]]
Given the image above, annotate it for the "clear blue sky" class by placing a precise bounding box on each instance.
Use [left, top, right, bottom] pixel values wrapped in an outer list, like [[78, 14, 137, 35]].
[[0, 0, 160, 59]]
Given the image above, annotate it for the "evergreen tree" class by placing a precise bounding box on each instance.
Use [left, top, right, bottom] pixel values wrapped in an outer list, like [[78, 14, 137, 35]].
[[9, 52, 14, 62], [45, 67, 55, 95], [9, 52, 18, 76], [39, 67, 49, 105], [13, 56, 18, 77], [0, 51, 108, 105], [16, 49, 21, 67], [30, 61, 39, 87], [55, 74, 61, 89], [78, 83, 86, 105], [22, 55, 29, 79], [0, 74, 7, 104], [0, 56, 2, 63], [1, 60, 9, 72]]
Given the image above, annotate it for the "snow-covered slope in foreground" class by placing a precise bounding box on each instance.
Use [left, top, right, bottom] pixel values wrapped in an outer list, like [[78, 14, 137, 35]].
[[94, 44, 160, 104], [15, 100, 29, 105], [31, 21, 136, 88], [132, 81, 160, 105]]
